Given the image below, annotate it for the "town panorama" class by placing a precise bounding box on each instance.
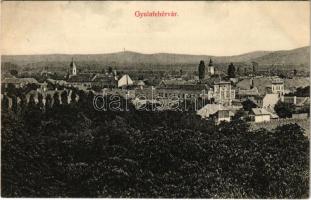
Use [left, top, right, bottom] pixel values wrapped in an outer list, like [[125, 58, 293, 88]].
[[1, 1, 309, 198]]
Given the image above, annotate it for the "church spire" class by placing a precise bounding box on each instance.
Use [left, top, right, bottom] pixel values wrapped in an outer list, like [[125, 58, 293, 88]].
[[70, 58, 77, 76], [208, 58, 215, 75], [208, 58, 213, 66]]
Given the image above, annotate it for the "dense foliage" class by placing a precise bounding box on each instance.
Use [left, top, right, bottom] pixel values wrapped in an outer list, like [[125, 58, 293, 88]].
[[242, 99, 258, 112], [198, 60, 206, 80], [274, 101, 295, 118], [1, 94, 309, 198], [227, 63, 236, 78], [274, 100, 309, 118], [287, 86, 310, 97]]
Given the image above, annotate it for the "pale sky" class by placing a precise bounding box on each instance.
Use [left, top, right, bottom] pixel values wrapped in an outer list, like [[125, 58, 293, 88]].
[[1, 1, 310, 56]]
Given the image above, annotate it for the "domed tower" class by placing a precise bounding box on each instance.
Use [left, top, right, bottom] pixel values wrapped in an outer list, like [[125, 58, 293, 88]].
[[70, 58, 77, 76], [208, 58, 215, 75]]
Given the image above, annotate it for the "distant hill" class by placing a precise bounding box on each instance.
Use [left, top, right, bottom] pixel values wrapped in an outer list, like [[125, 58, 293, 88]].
[[253, 46, 310, 65], [2, 46, 309, 68], [1, 51, 271, 66]]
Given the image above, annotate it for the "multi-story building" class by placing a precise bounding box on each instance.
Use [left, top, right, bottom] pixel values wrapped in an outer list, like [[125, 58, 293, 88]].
[[211, 81, 235, 106], [154, 79, 236, 107], [156, 81, 209, 100], [271, 78, 284, 95]]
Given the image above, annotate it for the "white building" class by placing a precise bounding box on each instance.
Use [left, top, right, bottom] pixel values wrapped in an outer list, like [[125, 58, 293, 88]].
[[262, 93, 279, 109], [212, 81, 235, 106], [118, 74, 134, 88], [251, 108, 271, 123], [197, 103, 235, 123], [197, 104, 226, 119], [271, 78, 284, 95], [213, 110, 233, 124]]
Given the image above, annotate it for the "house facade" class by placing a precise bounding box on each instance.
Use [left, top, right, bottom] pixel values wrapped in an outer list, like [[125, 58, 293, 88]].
[[156, 80, 210, 100], [211, 81, 235, 106], [251, 108, 271, 123], [271, 78, 284, 95]]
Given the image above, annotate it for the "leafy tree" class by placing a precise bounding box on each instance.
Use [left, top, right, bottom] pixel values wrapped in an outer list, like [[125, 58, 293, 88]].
[[45, 94, 53, 110], [290, 86, 310, 97], [2, 95, 9, 112], [53, 92, 60, 107], [9, 69, 18, 76], [236, 67, 240, 75], [37, 93, 44, 111], [19, 94, 27, 114], [71, 90, 77, 104], [198, 60, 205, 80], [11, 95, 18, 113], [77, 90, 87, 106], [274, 101, 294, 118], [227, 63, 236, 78], [28, 94, 36, 108], [252, 62, 258, 74], [86, 91, 95, 108], [61, 91, 68, 105], [108, 67, 113, 74], [7, 84, 17, 96], [242, 99, 257, 112], [27, 83, 39, 91], [138, 75, 144, 80]]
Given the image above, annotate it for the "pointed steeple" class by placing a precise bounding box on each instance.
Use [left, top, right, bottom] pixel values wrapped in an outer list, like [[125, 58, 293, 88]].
[[208, 58, 213, 66], [70, 57, 75, 67], [70, 57, 77, 76], [208, 58, 215, 75]]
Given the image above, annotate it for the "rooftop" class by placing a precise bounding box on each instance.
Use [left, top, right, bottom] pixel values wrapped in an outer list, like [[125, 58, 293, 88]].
[[67, 73, 95, 82], [158, 80, 210, 91], [158, 83, 209, 91], [214, 81, 231, 85], [2, 77, 39, 84], [251, 108, 271, 116], [197, 104, 226, 118]]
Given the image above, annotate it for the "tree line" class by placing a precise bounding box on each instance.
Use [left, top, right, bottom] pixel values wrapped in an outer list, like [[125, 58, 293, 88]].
[[1, 88, 309, 198]]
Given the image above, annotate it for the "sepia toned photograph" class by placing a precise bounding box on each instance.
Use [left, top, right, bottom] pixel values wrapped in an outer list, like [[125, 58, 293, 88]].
[[1, 1, 310, 198]]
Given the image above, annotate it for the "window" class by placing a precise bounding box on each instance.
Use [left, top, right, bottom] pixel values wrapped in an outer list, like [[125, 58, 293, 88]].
[[226, 92, 230, 99]]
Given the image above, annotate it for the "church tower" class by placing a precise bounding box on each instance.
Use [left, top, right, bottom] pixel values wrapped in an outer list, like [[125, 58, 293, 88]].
[[208, 58, 215, 75], [70, 58, 77, 76]]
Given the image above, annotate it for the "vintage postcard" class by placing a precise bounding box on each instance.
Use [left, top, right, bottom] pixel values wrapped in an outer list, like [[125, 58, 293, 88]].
[[1, 1, 310, 198]]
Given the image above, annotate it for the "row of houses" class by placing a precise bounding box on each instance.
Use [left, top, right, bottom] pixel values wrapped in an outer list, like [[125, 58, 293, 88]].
[[154, 79, 235, 106], [2, 74, 144, 93], [2, 59, 309, 125]]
